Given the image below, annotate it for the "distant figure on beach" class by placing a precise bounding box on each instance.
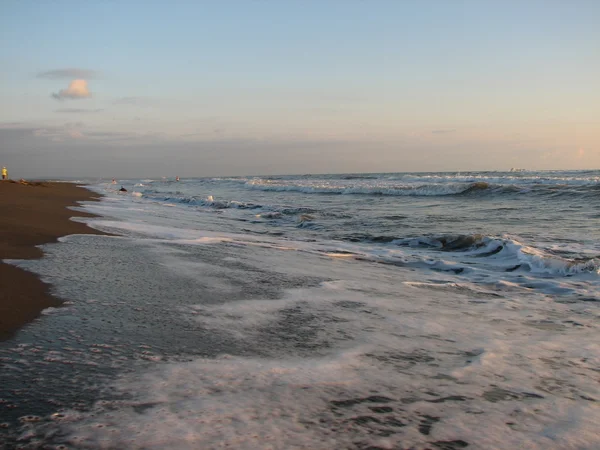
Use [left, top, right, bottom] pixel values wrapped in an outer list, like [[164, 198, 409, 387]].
[[176, 176, 180, 182], [1, 167, 7, 180], [119, 186, 127, 192]]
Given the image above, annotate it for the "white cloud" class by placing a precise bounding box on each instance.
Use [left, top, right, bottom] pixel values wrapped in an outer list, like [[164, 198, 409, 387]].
[[52, 79, 92, 101]]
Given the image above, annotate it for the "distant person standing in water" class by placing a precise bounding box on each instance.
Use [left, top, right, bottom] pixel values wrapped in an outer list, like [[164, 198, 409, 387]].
[[1, 167, 7, 180]]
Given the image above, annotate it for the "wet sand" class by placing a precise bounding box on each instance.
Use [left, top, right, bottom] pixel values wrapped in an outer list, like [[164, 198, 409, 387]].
[[0, 180, 105, 340]]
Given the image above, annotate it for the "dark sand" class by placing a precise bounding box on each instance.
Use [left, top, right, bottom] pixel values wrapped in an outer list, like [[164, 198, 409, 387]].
[[0, 180, 106, 340]]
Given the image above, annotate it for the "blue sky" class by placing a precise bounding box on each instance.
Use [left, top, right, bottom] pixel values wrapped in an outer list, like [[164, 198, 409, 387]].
[[1, 0, 599, 177]]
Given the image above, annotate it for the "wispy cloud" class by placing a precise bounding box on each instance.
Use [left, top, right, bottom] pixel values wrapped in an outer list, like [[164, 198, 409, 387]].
[[1, 121, 144, 145], [55, 108, 103, 113], [52, 79, 92, 101], [33, 122, 86, 141], [0, 122, 25, 129], [37, 68, 98, 79], [113, 96, 154, 107], [431, 129, 456, 134]]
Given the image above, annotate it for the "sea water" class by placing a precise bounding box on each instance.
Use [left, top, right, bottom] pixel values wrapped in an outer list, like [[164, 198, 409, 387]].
[[1, 171, 599, 449]]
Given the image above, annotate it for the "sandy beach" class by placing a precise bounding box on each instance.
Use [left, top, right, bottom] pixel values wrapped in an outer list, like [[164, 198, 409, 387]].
[[0, 180, 105, 340]]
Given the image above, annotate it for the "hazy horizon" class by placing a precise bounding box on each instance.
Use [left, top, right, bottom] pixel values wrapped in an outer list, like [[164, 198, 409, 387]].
[[1, 1, 599, 178], [37, 167, 600, 183]]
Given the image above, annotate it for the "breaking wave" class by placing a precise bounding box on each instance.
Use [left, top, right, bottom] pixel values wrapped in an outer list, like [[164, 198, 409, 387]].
[[134, 190, 321, 221], [245, 180, 499, 196], [243, 172, 600, 198], [339, 233, 600, 277], [141, 192, 263, 210], [393, 234, 600, 276], [245, 180, 600, 198]]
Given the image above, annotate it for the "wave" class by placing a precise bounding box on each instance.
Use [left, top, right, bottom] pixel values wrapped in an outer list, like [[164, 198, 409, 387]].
[[245, 180, 501, 197], [339, 174, 381, 180], [245, 178, 600, 198], [460, 181, 491, 194], [338, 233, 600, 277], [341, 233, 492, 249], [395, 234, 600, 276], [142, 193, 263, 210], [137, 190, 323, 220], [383, 172, 600, 186]]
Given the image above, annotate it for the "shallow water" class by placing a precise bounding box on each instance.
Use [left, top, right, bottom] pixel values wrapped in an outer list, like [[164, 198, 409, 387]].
[[1, 171, 599, 449]]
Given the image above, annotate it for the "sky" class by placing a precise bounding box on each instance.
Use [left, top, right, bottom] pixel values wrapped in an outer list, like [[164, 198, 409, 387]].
[[1, 0, 599, 178]]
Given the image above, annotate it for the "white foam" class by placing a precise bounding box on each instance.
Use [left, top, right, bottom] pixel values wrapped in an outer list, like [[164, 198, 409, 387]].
[[88, 220, 233, 243], [29, 279, 599, 449], [40, 306, 63, 315]]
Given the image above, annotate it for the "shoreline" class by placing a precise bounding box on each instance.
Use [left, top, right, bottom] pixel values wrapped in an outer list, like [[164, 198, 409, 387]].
[[0, 180, 107, 340]]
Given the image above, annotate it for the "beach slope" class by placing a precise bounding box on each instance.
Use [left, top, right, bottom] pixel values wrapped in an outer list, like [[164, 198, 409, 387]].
[[0, 181, 105, 340]]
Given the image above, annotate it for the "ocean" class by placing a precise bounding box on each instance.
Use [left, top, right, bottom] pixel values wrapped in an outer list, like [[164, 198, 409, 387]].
[[1, 170, 599, 449]]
